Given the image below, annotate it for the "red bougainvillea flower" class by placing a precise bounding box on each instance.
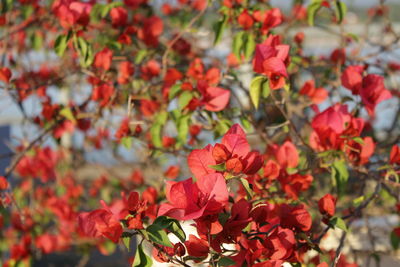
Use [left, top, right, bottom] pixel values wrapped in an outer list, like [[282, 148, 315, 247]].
[[115, 118, 131, 140], [276, 140, 299, 169], [185, 234, 209, 258], [342, 66, 392, 116], [140, 99, 160, 117], [157, 173, 228, 220], [0, 67, 11, 83], [164, 165, 180, 179], [78, 202, 123, 243], [140, 60, 160, 80], [117, 61, 134, 84], [94, 48, 113, 71], [91, 82, 114, 107], [188, 124, 263, 178], [52, 0, 92, 29], [299, 80, 328, 104], [341, 65, 364, 95], [318, 194, 336, 218], [197, 80, 230, 112], [188, 144, 217, 178], [261, 8, 283, 34], [279, 204, 312, 232], [345, 137, 375, 166], [390, 145, 400, 164], [238, 9, 254, 29], [253, 35, 289, 89], [279, 173, 313, 200], [110, 7, 128, 27], [217, 199, 252, 242], [263, 226, 296, 260], [35, 234, 59, 254], [360, 74, 392, 116], [0, 176, 9, 190], [137, 16, 163, 47]]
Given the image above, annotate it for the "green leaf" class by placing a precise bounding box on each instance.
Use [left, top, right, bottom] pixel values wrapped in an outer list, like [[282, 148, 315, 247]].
[[331, 160, 349, 198], [153, 216, 186, 243], [169, 84, 182, 100], [352, 195, 365, 207], [335, 1, 347, 24], [146, 224, 173, 248], [31, 32, 43, 51], [262, 79, 271, 98], [244, 33, 256, 61], [232, 31, 245, 59], [330, 217, 348, 232], [213, 14, 228, 45], [59, 107, 76, 122], [75, 37, 93, 67], [178, 91, 193, 110], [132, 243, 153, 267], [250, 76, 266, 109], [155, 111, 168, 125], [218, 257, 236, 266], [54, 34, 70, 57], [135, 50, 147, 64], [240, 117, 252, 131], [121, 136, 132, 149], [177, 114, 190, 144], [209, 163, 226, 172], [307, 1, 322, 26], [390, 230, 400, 250], [240, 178, 254, 199], [150, 124, 162, 148], [352, 137, 364, 145], [122, 237, 130, 251], [1, 0, 13, 14]]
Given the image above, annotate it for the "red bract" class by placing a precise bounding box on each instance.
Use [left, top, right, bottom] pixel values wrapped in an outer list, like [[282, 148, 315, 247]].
[[318, 194, 336, 217], [390, 145, 400, 164], [137, 16, 163, 47], [299, 80, 328, 104], [0, 67, 11, 83], [94, 48, 113, 71], [262, 8, 283, 34], [197, 80, 230, 111], [279, 173, 313, 200], [253, 35, 289, 89], [52, 0, 92, 29], [110, 7, 128, 27], [238, 9, 254, 29], [341, 65, 364, 94], [35, 234, 59, 254], [276, 141, 299, 169], [117, 61, 134, 84], [263, 226, 296, 260], [360, 74, 392, 116], [16, 147, 61, 182], [188, 124, 263, 178], [218, 199, 252, 242], [92, 82, 114, 107], [140, 60, 160, 80], [78, 202, 122, 243], [0, 176, 9, 190], [157, 173, 228, 220], [184, 234, 209, 258], [188, 144, 217, 178], [310, 104, 366, 153]]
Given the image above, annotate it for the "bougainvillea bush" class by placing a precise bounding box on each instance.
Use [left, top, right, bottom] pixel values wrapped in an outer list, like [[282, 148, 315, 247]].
[[1, 0, 400, 266]]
